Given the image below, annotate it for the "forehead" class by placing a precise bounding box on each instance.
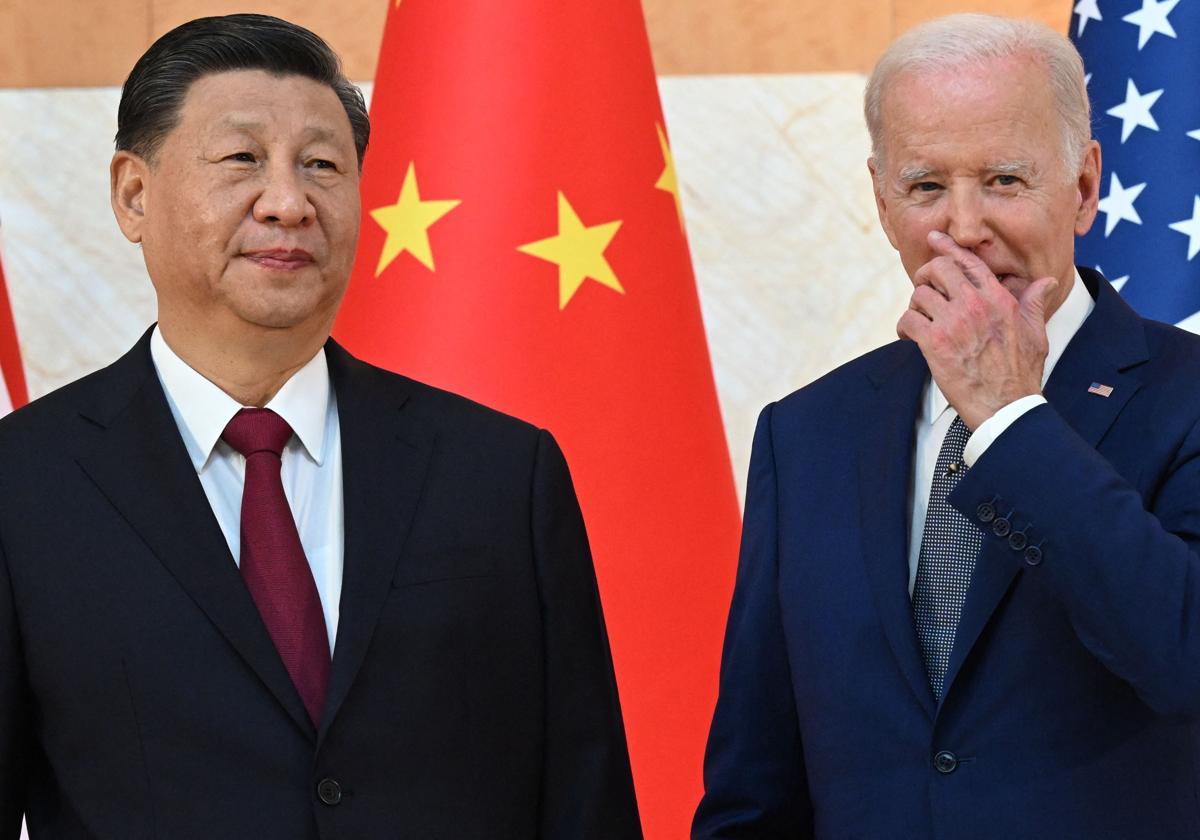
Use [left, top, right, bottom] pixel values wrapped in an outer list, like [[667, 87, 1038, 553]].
[[878, 55, 1059, 169], [173, 69, 352, 143]]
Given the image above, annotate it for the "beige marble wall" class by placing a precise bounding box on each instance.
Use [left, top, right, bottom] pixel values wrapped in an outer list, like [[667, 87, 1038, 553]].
[[0, 75, 909, 499], [660, 74, 910, 490], [0, 88, 156, 391], [0, 1, 1071, 86]]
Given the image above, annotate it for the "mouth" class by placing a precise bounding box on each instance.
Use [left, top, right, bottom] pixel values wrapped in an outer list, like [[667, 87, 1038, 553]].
[[241, 248, 315, 271]]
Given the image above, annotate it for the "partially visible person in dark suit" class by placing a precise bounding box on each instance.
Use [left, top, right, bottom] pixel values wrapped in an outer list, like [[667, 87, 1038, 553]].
[[695, 13, 1200, 839], [0, 14, 640, 839]]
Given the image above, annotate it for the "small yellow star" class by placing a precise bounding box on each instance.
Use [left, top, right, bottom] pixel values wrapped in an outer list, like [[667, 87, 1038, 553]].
[[654, 123, 684, 229], [517, 192, 623, 309], [369, 162, 460, 275]]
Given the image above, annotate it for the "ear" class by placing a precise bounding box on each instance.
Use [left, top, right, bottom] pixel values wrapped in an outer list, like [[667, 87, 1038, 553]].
[[110, 150, 150, 244], [868, 156, 899, 249], [1072, 140, 1102, 237]]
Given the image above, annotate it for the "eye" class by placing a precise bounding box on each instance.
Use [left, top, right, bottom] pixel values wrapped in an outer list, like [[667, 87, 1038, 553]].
[[308, 159, 337, 170], [225, 152, 256, 163], [913, 181, 942, 193], [994, 174, 1021, 186]]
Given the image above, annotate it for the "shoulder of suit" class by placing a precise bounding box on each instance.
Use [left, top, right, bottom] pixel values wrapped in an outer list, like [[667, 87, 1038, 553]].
[[771, 340, 914, 417], [0, 342, 147, 449], [344, 355, 543, 443], [1118, 317, 1200, 428], [1140, 316, 1200, 363]]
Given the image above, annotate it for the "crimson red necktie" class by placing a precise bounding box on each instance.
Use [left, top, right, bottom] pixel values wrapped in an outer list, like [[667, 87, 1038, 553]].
[[222, 408, 331, 725]]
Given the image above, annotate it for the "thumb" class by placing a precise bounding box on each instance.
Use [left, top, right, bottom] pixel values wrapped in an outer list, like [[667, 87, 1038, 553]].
[[1019, 276, 1058, 324]]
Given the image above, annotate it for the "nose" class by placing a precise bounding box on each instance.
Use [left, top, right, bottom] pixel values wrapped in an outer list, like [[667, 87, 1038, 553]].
[[252, 161, 314, 227], [942, 185, 992, 250]]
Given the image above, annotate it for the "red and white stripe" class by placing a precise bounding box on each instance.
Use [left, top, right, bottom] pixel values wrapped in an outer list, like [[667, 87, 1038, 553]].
[[0, 362, 11, 416]]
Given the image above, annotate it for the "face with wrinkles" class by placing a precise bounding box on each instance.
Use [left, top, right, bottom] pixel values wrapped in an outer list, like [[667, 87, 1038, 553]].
[[111, 69, 361, 341], [869, 54, 1100, 317]]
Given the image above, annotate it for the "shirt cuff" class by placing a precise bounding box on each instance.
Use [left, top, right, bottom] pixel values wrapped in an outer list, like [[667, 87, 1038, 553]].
[[963, 395, 1047, 467]]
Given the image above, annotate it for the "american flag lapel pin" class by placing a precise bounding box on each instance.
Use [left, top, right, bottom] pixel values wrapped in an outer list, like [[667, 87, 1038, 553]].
[[1088, 382, 1115, 398]]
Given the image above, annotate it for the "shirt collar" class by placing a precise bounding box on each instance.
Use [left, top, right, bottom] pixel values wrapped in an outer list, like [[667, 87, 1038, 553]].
[[150, 326, 332, 471], [925, 267, 1095, 424]]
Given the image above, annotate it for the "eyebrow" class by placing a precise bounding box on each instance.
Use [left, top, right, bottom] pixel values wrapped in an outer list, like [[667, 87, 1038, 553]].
[[898, 165, 936, 184], [896, 160, 1038, 184], [986, 160, 1037, 178]]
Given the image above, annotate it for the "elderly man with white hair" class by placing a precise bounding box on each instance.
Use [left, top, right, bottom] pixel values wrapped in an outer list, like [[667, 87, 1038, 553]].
[[694, 13, 1200, 839]]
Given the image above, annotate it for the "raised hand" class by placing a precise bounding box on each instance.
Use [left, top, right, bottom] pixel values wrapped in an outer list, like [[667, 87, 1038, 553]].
[[896, 230, 1058, 430]]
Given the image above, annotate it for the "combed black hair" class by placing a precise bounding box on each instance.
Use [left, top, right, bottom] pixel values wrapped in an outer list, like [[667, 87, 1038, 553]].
[[115, 14, 369, 166]]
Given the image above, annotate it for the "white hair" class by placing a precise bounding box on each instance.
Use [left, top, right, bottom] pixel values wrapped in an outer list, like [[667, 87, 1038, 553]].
[[864, 13, 1092, 176]]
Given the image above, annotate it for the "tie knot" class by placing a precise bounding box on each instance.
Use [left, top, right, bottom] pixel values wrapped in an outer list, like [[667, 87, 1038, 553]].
[[222, 408, 294, 459]]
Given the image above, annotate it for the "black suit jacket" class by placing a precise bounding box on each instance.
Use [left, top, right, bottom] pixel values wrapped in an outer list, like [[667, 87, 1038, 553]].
[[0, 329, 641, 839]]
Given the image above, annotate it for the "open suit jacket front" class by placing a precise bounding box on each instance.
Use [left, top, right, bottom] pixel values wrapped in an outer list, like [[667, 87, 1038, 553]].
[[0, 330, 641, 839], [695, 269, 1200, 839]]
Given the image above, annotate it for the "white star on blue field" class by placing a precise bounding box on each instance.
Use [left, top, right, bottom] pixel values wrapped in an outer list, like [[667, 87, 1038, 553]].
[[1073, 0, 1200, 329]]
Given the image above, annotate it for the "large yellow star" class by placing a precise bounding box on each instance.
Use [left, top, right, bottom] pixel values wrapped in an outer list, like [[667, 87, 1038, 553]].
[[517, 192, 623, 309], [654, 123, 684, 229], [369, 162, 460, 275]]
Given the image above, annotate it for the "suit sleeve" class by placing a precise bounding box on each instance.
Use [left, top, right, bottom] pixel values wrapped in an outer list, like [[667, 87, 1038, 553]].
[[530, 429, 642, 839], [951, 403, 1200, 716], [692, 405, 813, 839], [0, 534, 29, 838]]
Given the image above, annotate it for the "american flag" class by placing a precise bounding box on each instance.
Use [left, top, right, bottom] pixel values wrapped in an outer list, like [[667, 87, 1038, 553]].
[[1071, 0, 1200, 330]]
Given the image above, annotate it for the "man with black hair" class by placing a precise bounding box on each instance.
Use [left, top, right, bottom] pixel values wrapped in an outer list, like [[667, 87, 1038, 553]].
[[0, 15, 640, 839]]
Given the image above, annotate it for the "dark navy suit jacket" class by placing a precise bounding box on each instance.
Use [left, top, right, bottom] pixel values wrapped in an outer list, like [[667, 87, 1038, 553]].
[[695, 269, 1200, 839], [0, 330, 641, 839]]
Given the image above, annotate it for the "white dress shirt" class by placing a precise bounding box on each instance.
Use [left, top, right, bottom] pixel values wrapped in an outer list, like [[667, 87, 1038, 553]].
[[150, 327, 344, 650], [906, 271, 1094, 594]]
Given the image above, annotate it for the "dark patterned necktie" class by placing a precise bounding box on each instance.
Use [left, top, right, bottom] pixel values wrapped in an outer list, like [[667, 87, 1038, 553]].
[[222, 408, 331, 725], [912, 415, 982, 700]]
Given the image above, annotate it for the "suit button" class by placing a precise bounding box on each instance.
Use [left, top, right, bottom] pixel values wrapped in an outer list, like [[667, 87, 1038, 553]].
[[1024, 545, 1043, 566], [976, 502, 996, 523], [991, 517, 1011, 537], [1008, 531, 1027, 551], [317, 778, 342, 806], [933, 750, 958, 774]]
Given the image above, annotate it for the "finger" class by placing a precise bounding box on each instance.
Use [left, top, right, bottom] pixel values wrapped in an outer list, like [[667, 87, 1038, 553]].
[[908, 284, 951, 321], [927, 230, 997, 288], [914, 255, 971, 300], [1019, 276, 1059, 323], [897, 308, 930, 342]]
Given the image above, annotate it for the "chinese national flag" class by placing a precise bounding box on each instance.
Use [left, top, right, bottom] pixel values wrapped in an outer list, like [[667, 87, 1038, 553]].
[[334, 1, 741, 834], [0, 247, 27, 416]]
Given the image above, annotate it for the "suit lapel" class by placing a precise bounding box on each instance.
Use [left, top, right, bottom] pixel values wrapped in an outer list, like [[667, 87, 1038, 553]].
[[1040, 270, 1147, 448], [75, 331, 316, 739], [939, 269, 1149, 705], [857, 341, 937, 720], [318, 342, 435, 740]]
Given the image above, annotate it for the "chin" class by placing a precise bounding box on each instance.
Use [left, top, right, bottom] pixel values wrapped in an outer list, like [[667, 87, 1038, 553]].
[[231, 302, 328, 333], [230, 288, 342, 332], [251, 316, 313, 331]]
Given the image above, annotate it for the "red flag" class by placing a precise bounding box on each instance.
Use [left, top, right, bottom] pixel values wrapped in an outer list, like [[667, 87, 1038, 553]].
[[0, 243, 27, 415], [334, 2, 741, 834]]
